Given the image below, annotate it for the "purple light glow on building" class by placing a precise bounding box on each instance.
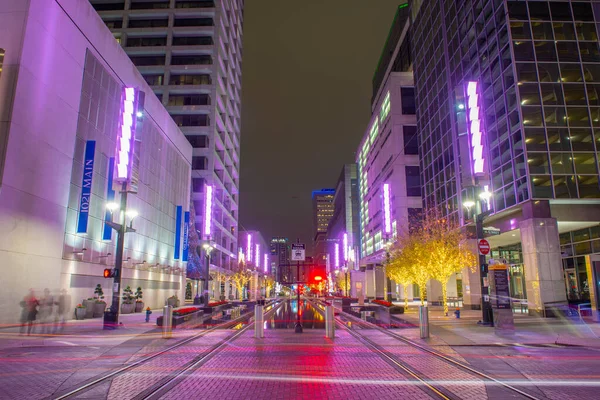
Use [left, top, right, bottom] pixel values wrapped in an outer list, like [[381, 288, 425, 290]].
[[255, 244, 260, 268], [334, 243, 340, 268], [343, 233, 348, 262], [116, 87, 138, 181], [264, 254, 268, 273], [465, 81, 485, 175], [204, 184, 213, 238], [246, 233, 252, 263], [382, 183, 392, 235]]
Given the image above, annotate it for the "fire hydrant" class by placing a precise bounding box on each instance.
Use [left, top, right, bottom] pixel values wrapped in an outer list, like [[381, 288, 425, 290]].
[[454, 308, 461, 319], [145, 307, 152, 322]]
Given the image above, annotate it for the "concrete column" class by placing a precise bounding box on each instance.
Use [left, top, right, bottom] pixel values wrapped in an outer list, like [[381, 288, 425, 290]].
[[519, 217, 566, 316], [375, 265, 385, 299], [427, 280, 442, 305], [365, 267, 376, 298]]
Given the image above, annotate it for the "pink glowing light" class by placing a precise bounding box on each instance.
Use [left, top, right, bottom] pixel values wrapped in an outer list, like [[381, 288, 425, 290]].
[[465, 81, 485, 175], [383, 183, 392, 235], [343, 233, 348, 262], [246, 234, 252, 263], [264, 254, 269, 272], [255, 244, 260, 268], [116, 87, 138, 181], [204, 185, 213, 237], [334, 243, 340, 268]]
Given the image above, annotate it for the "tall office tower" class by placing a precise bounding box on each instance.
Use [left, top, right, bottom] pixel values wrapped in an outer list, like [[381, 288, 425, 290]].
[[312, 189, 335, 265], [411, 0, 600, 316], [355, 5, 421, 299], [270, 237, 290, 283], [90, 0, 244, 273]]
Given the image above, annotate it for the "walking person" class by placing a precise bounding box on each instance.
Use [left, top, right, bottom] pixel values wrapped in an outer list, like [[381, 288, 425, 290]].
[[22, 289, 39, 335], [39, 288, 55, 335], [56, 289, 71, 333]]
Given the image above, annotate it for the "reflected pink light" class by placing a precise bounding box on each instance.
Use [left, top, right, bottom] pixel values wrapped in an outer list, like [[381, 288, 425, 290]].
[[204, 185, 213, 237], [383, 183, 392, 235]]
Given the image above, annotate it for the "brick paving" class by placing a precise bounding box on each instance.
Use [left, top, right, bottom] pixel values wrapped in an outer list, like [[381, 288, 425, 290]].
[[157, 329, 434, 400]]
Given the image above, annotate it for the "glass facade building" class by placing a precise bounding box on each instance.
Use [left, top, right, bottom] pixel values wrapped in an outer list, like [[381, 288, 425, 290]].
[[411, 0, 600, 315], [90, 0, 244, 274]]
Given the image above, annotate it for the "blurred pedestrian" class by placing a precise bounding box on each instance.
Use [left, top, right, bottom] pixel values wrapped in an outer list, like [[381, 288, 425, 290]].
[[21, 289, 39, 335], [56, 289, 71, 333], [39, 288, 55, 334]]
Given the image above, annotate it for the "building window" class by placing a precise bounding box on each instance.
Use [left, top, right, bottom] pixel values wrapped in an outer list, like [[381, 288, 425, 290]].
[[192, 177, 206, 192], [192, 156, 208, 170], [403, 125, 418, 155], [129, 56, 166, 66], [405, 166, 421, 197], [128, 18, 168, 28], [172, 36, 213, 46], [126, 36, 167, 47], [185, 135, 209, 148], [129, 1, 170, 10], [91, 2, 125, 11], [142, 74, 163, 86], [407, 208, 422, 233], [103, 19, 123, 29], [168, 94, 211, 106], [173, 18, 213, 27], [170, 55, 212, 65], [169, 74, 211, 85], [175, 1, 215, 8], [172, 114, 210, 127], [400, 87, 416, 114]]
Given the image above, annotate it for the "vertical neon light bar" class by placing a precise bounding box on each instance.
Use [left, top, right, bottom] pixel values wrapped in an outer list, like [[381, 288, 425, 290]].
[[203, 185, 213, 238], [246, 234, 252, 263], [255, 244, 260, 268], [334, 243, 340, 268], [465, 81, 485, 175], [264, 254, 269, 273], [116, 87, 138, 181], [343, 233, 348, 261], [382, 183, 392, 235]]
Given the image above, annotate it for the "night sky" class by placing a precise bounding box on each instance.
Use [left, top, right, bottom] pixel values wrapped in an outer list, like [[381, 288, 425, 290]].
[[239, 1, 403, 253]]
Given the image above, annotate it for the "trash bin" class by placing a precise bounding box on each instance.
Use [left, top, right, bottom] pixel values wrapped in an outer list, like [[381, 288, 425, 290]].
[[162, 305, 173, 339]]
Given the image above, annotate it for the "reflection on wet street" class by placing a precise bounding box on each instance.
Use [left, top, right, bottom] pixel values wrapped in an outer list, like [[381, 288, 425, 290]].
[[266, 299, 324, 329]]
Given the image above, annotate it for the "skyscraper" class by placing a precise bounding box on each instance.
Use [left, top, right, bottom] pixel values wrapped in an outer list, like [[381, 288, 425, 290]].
[[411, 0, 600, 315], [90, 0, 244, 273], [312, 189, 335, 265]]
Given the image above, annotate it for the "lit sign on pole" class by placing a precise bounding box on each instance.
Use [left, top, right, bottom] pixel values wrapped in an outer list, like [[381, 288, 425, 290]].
[[465, 81, 485, 175], [255, 244, 260, 269], [343, 233, 348, 262], [204, 184, 213, 238], [116, 87, 139, 183], [246, 233, 252, 263], [382, 183, 392, 235]]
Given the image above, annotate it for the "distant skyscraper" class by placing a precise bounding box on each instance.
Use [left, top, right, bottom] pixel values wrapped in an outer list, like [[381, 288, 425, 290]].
[[89, 0, 244, 274], [270, 237, 290, 282], [312, 189, 335, 265]]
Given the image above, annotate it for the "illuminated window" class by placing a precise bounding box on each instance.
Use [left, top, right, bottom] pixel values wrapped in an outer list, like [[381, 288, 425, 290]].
[[380, 91, 391, 121]]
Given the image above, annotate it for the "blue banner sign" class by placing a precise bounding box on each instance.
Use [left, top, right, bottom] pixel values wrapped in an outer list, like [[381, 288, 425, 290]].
[[77, 140, 96, 233], [174, 205, 182, 259], [102, 157, 115, 241], [182, 211, 190, 261]]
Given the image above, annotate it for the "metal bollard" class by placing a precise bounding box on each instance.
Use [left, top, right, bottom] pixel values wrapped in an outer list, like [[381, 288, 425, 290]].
[[419, 305, 429, 339], [254, 305, 264, 338], [325, 305, 335, 339], [162, 305, 173, 339]]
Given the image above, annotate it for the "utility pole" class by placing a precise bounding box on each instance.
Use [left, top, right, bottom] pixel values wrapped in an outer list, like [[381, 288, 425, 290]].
[[294, 238, 303, 333], [477, 210, 493, 325]]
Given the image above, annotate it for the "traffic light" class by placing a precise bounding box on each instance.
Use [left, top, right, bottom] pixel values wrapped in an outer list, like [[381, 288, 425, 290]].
[[103, 268, 117, 278]]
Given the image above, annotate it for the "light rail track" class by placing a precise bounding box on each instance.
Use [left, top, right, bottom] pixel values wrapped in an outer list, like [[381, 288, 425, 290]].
[[312, 299, 543, 400], [50, 300, 283, 400]]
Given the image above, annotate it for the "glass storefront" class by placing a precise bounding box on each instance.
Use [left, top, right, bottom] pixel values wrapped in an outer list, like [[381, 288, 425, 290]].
[[560, 225, 600, 302], [489, 244, 528, 303]]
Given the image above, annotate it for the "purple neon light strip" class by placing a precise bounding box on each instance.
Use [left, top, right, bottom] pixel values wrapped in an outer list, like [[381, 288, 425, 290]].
[[465, 81, 485, 175], [247, 233, 252, 263], [343, 233, 348, 261], [334, 243, 340, 268], [255, 244, 260, 268], [383, 183, 392, 234], [264, 254, 268, 272], [204, 185, 213, 237], [116, 87, 137, 181]]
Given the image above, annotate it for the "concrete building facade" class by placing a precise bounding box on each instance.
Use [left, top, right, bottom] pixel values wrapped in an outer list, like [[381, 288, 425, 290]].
[[89, 0, 244, 275], [312, 188, 335, 266], [0, 0, 192, 323]]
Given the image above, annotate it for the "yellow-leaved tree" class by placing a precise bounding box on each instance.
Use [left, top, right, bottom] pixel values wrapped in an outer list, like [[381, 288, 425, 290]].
[[231, 261, 252, 300], [335, 271, 350, 296], [264, 276, 275, 298], [386, 251, 414, 310]]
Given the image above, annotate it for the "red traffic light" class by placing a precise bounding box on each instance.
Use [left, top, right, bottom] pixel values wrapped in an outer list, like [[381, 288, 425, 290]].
[[103, 268, 115, 278]]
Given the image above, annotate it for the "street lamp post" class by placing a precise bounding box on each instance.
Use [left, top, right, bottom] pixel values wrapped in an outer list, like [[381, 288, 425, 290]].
[[103, 183, 137, 330], [202, 242, 214, 307], [384, 236, 392, 301]]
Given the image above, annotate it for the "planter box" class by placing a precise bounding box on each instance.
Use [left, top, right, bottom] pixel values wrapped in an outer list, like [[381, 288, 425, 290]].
[[157, 308, 204, 328], [389, 306, 405, 315], [83, 299, 95, 319], [75, 308, 86, 320], [135, 302, 144, 313], [167, 298, 180, 307], [121, 303, 135, 314], [93, 302, 107, 318]]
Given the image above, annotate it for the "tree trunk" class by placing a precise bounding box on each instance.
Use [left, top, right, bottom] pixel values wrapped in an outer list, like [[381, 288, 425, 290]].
[[403, 284, 409, 310], [442, 281, 448, 316], [419, 283, 426, 305]]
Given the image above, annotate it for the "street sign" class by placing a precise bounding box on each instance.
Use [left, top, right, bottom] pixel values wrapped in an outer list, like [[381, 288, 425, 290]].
[[291, 243, 305, 261], [478, 239, 490, 255], [483, 227, 501, 236]]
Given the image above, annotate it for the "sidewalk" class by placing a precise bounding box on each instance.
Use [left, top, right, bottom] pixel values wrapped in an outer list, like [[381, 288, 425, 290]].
[[391, 306, 600, 348]]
